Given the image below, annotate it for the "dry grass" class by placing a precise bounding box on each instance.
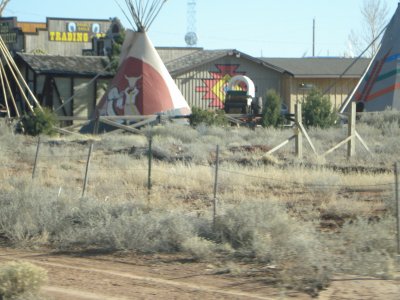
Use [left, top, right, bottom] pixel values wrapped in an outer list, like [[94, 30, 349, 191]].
[[0, 114, 399, 295]]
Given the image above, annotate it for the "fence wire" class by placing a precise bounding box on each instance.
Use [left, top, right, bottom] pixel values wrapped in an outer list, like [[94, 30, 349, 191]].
[[1, 139, 397, 204]]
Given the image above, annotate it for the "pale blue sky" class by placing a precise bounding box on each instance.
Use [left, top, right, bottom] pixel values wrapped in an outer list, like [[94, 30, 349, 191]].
[[4, 0, 399, 57]]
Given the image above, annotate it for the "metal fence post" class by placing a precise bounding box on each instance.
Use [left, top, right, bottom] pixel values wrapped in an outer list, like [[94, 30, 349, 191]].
[[395, 162, 400, 259], [147, 136, 153, 195], [213, 145, 220, 229], [82, 142, 94, 197], [32, 136, 41, 179]]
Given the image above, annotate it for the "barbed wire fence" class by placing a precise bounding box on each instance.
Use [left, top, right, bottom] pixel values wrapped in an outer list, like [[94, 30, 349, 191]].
[[2, 136, 399, 259]]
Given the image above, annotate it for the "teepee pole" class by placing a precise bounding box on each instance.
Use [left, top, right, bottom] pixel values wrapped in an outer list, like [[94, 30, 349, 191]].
[[0, 0, 10, 17], [0, 58, 10, 117], [0, 59, 20, 117], [0, 50, 34, 113], [146, 0, 166, 29], [0, 53, 34, 112], [338, 44, 381, 114], [0, 36, 43, 111]]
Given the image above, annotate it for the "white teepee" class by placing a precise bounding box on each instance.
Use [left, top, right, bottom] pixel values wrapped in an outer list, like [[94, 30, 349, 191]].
[[96, 0, 191, 117]]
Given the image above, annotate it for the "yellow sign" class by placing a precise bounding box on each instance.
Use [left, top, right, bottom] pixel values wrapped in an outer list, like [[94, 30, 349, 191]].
[[49, 31, 105, 42]]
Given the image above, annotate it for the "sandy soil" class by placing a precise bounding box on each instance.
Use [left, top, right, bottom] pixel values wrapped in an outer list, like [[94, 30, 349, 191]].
[[0, 248, 399, 300]]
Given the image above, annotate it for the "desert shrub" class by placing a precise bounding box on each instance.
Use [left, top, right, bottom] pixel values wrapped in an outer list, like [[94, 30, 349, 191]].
[[181, 237, 217, 260], [54, 201, 195, 253], [261, 89, 284, 128], [302, 88, 338, 128], [0, 181, 75, 246], [152, 123, 199, 143], [212, 201, 331, 291], [334, 216, 397, 278], [189, 107, 228, 127], [18, 107, 57, 136], [0, 261, 47, 299], [358, 110, 400, 129], [0, 181, 194, 253]]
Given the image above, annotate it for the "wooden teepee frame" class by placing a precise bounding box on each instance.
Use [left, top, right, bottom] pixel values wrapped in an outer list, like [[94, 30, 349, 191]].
[[0, 0, 43, 118], [0, 35, 43, 117], [117, 0, 167, 32]]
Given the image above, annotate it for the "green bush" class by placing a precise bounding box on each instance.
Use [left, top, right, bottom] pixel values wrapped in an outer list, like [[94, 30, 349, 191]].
[[189, 107, 228, 127], [108, 20, 126, 74], [0, 261, 47, 299], [19, 107, 57, 136], [261, 89, 284, 128], [302, 88, 338, 128]]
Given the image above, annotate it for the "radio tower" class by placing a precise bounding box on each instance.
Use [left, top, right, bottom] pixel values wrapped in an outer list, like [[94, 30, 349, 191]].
[[185, 0, 198, 47]]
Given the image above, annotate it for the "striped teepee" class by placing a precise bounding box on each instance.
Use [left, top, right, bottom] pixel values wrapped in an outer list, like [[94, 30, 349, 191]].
[[96, 0, 191, 117], [352, 3, 400, 111]]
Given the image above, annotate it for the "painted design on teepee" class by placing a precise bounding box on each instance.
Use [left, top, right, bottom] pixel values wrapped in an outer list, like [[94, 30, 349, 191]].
[[355, 50, 392, 103], [103, 74, 142, 116]]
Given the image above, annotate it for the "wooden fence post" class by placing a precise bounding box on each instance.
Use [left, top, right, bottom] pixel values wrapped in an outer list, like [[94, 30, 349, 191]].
[[82, 142, 94, 197], [295, 103, 303, 158], [347, 101, 356, 158], [32, 137, 41, 179], [213, 145, 220, 229], [93, 115, 100, 135]]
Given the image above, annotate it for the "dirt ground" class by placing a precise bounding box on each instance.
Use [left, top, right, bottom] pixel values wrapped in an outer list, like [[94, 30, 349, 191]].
[[0, 247, 399, 300]]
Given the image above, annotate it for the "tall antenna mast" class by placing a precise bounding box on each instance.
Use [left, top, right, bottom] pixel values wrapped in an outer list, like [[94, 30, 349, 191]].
[[185, 0, 198, 46]]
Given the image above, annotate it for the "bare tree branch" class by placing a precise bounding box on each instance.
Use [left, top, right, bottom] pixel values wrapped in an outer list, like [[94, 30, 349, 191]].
[[347, 0, 389, 57]]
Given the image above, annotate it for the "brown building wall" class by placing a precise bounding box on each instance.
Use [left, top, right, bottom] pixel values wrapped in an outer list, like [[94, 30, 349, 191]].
[[283, 77, 359, 113]]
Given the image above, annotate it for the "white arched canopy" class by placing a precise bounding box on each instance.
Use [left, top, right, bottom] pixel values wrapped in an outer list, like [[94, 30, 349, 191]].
[[227, 75, 255, 98]]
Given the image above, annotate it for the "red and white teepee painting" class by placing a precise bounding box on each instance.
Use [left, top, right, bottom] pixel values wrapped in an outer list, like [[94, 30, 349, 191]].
[[96, 0, 191, 117], [351, 4, 400, 111]]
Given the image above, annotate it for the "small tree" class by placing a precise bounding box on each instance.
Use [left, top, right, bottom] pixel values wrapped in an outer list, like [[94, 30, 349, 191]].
[[19, 107, 57, 136], [108, 19, 126, 74], [261, 89, 284, 128], [302, 89, 337, 128]]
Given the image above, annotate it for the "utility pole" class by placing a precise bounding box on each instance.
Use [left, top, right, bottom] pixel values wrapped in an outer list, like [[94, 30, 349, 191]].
[[313, 18, 316, 57]]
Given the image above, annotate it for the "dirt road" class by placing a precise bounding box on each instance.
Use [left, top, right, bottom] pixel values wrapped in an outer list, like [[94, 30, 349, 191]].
[[0, 248, 399, 300]]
